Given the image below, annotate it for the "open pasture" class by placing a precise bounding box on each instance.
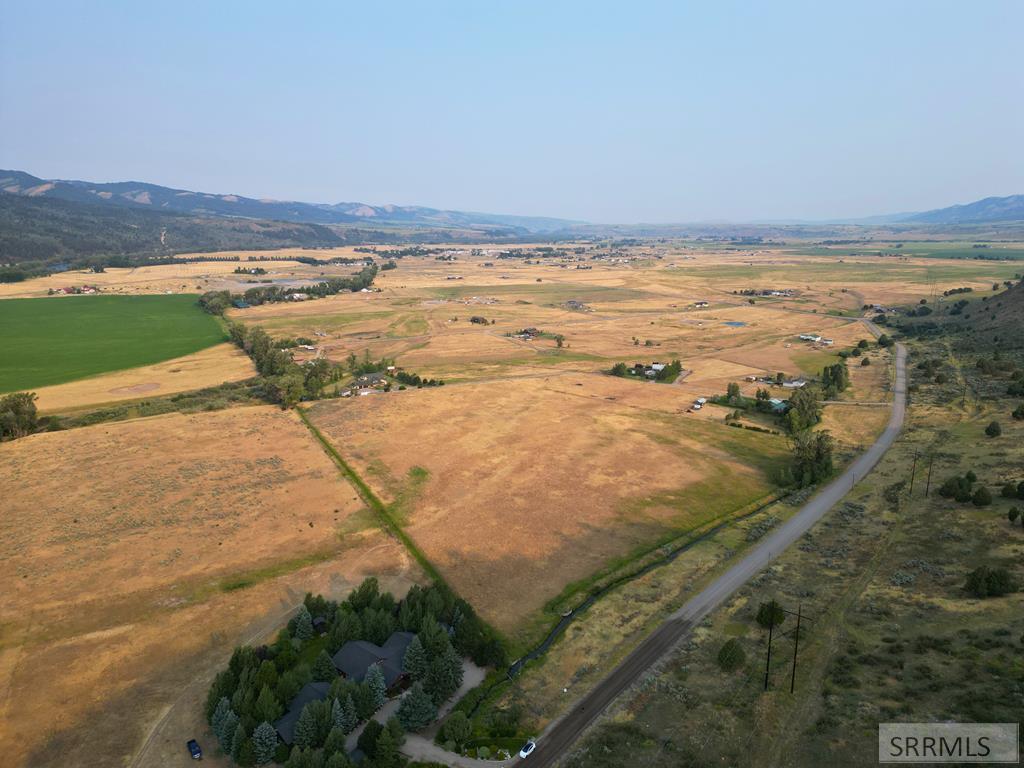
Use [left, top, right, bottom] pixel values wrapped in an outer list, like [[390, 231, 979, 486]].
[[306, 373, 788, 639], [0, 405, 422, 767], [0, 294, 227, 393]]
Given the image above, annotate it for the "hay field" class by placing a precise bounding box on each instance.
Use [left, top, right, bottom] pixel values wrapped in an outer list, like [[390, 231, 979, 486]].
[[0, 406, 423, 767], [29, 343, 255, 413], [306, 373, 788, 638]]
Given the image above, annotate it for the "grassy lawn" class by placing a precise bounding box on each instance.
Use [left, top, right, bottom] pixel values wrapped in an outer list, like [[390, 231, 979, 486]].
[[0, 294, 226, 392]]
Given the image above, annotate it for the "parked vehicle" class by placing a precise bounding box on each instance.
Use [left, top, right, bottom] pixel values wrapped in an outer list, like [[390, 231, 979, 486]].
[[187, 739, 202, 759], [519, 740, 537, 758]]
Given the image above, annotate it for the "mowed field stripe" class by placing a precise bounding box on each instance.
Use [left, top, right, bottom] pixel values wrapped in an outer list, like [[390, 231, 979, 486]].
[[296, 405, 447, 588]]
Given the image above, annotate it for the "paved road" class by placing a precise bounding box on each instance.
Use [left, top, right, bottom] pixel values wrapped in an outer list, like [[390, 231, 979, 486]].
[[524, 338, 906, 768]]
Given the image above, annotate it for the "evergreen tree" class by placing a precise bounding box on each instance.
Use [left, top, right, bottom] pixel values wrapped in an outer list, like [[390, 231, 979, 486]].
[[218, 710, 240, 754], [418, 617, 449, 657], [372, 727, 401, 768], [295, 605, 315, 642], [396, 681, 437, 731], [312, 649, 337, 682], [325, 753, 351, 768], [364, 664, 387, 711], [207, 672, 238, 722], [231, 722, 249, 762], [252, 722, 279, 765], [340, 695, 358, 733], [330, 698, 344, 731], [285, 746, 306, 768], [255, 659, 279, 691], [211, 696, 233, 737], [323, 727, 347, 760], [402, 635, 428, 681], [236, 737, 256, 767], [327, 611, 362, 653], [254, 684, 283, 725], [357, 720, 383, 758], [384, 716, 404, 747], [293, 703, 320, 749], [425, 648, 460, 705]]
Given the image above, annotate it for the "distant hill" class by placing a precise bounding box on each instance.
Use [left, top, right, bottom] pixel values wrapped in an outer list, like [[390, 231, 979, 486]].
[[904, 194, 1024, 225], [0, 193, 345, 274], [0, 170, 583, 234]]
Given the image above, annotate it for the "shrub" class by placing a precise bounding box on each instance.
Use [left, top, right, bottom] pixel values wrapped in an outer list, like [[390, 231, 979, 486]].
[[1002, 483, 1018, 499], [985, 421, 1002, 438], [1007, 507, 1019, 524], [716, 639, 746, 672], [861, 357, 871, 366], [972, 486, 993, 507], [756, 600, 786, 629]]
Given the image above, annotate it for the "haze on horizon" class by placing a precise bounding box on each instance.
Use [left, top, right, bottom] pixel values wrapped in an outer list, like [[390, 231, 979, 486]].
[[1, 1, 1021, 225]]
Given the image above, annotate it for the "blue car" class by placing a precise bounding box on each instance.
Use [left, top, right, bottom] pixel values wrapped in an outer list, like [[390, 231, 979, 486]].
[[187, 739, 202, 759]]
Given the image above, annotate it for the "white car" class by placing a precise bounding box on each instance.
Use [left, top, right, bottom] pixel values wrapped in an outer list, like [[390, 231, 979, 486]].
[[519, 740, 537, 758]]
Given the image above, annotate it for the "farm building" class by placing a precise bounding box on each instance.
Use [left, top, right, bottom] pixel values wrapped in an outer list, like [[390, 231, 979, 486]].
[[693, 301, 710, 308], [332, 631, 415, 690], [782, 379, 808, 389], [274, 682, 331, 745], [798, 333, 822, 343], [768, 398, 788, 414]]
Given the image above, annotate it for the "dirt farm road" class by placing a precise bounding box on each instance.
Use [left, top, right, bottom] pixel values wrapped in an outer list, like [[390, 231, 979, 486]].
[[522, 336, 906, 768]]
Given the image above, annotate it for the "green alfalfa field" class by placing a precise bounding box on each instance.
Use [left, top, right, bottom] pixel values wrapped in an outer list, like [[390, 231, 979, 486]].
[[0, 294, 226, 393]]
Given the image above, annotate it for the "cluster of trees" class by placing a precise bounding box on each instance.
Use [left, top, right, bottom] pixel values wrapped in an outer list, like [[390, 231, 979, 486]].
[[655, 359, 683, 382], [784, 388, 822, 435], [0, 392, 38, 440], [393, 370, 444, 389], [226, 323, 342, 407], [820, 362, 850, 399], [965, 566, 1017, 598], [783, 430, 835, 488], [199, 266, 378, 316], [343, 354, 444, 389], [938, 471, 993, 506], [943, 286, 974, 297], [1000, 481, 1024, 502], [205, 578, 503, 767]]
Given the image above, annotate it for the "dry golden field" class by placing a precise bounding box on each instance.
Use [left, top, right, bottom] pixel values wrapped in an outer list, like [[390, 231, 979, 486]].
[[306, 373, 788, 638], [29, 343, 255, 413], [0, 406, 423, 767]]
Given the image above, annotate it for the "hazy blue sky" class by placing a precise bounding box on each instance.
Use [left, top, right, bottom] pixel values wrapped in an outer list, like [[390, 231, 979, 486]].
[[2, 1, 1021, 223]]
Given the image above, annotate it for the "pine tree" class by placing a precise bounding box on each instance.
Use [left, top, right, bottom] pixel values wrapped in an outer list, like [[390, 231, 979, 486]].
[[424, 648, 460, 706], [327, 611, 362, 653], [323, 726, 347, 760], [325, 752, 350, 768], [284, 746, 306, 768], [211, 696, 232, 737], [340, 695, 358, 733], [418, 617, 449, 657], [330, 698, 344, 731], [372, 727, 401, 768], [402, 635, 428, 681], [231, 722, 249, 762], [312, 649, 337, 682], [364, 664, 387, 711], [295, 605, 315, 642], [293, 703, 320, 749], [396, 681, 437, 731], [207, 671, 237, 722], [254, 684, 283, 724], [236, 737, 256, 767], [218, 710, 240, 753], [252, 722, 279, 765]]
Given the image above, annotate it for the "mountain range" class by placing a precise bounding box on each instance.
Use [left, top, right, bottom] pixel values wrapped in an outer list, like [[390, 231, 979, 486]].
[[0, 170, 582, 234]]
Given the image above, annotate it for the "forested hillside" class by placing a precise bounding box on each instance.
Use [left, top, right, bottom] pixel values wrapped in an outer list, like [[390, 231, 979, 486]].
[[0, 194, 344, 280]]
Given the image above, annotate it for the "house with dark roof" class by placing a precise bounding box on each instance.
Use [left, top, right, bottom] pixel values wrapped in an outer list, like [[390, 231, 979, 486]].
[[332, 631, 415, 690], [274, 681, 331, 745]]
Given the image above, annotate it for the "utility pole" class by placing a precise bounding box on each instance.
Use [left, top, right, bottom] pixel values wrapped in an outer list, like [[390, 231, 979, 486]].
[[909, 450, 919, 495], [764, 620, 774, 691], [925, 455, 934, 497], [790, 604, 803, 694]]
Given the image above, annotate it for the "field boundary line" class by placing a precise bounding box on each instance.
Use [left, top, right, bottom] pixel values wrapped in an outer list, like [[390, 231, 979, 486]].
[[295, 406, 448, 588]]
